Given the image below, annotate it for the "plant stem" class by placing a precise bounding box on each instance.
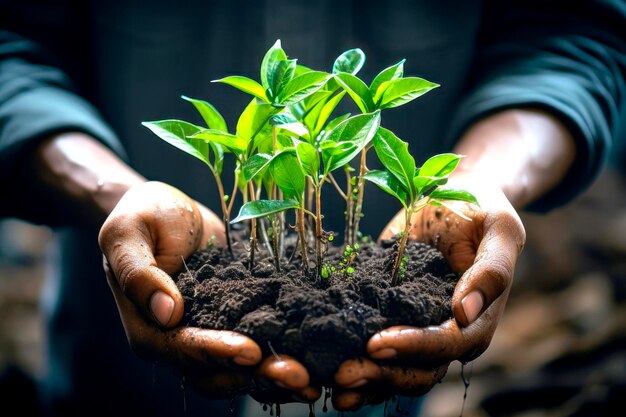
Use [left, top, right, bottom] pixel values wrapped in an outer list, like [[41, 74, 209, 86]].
[[214, 174, 234, 258], [315, 184, 323, 277], [328, 173, 348, 201], [391, 209, 412, 286], [247, 181, 257, 270], [351, 146, 369, 245], [344, 166, 354, 246], [271, 215, 281, 272], [296, 206, 310, 272]]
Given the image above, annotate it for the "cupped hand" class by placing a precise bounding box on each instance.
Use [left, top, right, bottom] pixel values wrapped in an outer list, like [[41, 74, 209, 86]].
[[99, 181, 318, 401], [332, 178, 526, 410]]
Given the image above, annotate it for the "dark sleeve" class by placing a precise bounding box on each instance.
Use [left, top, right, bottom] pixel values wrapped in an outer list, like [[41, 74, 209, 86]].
[[446, 0, 626, 211], [0, 30, 126, 195]]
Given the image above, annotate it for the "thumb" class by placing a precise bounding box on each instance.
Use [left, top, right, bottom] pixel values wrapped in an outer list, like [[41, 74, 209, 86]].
[[98, 182, 204, 327]]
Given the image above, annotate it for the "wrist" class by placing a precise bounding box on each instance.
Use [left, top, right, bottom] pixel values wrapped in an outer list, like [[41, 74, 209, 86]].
[[452, 109, 575, 210], [36, 132, 145, 225]]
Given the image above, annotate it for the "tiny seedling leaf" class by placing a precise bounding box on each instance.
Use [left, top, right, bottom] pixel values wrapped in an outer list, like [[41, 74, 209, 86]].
[[236, 99, 281, 150], [270, 152, 306, 201], [373, 127, 416, 198], [378, 77, 439, 109], [268, 58, 297, 102], [212, 76, 269, 103], [181, 96, 228, 132], [231, 199, 300, 223], [418, 153, 463, 178], [370, 59, 405, 99], [321, 111, 381, 174], [363, 170, 408, 208], [332, 48, 366, 75], [278, 71, 332, 105], [429, 188, 479, 205], [261, 39, 288, 92], [335, 73, 374, 113], [192, 129, 247, 154], [142, 119, 208, 165], [296, 141, 320, 179], [242, 153, 273, 182]]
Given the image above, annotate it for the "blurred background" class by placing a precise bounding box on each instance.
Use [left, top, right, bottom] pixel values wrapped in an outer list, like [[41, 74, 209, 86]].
[[0, 157, 625, 416]]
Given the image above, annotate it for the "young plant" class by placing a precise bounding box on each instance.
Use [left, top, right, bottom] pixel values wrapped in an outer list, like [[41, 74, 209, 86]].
[[142, 97, 236, 256], [364, 127, 478, 285], [334, 59, 440, 246]]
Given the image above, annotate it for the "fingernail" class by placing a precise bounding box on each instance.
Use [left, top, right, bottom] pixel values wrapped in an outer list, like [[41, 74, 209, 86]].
[[150, 291, 174, 326], [370, 348, 397, 359], [462, 291, 484, 324]]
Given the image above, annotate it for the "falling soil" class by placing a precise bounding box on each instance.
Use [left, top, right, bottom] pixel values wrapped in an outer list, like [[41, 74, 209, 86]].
[[176, 234, 458, 386]]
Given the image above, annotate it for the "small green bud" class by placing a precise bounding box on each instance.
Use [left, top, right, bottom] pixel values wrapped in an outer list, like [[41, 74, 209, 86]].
[[321, 267, 329, 279], [223, 195, 229, 202], [347, 267, 355, 274], [328, 235, 334, 242], [354, 243, 360, 250]]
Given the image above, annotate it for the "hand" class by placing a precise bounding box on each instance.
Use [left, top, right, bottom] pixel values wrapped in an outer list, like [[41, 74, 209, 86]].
[[99, 181, 319, 401], [332, 178, 526, 410]]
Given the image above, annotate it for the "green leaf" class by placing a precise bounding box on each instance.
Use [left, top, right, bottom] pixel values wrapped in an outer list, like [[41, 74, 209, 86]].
[[321, 111, 381, 174], [417, 153, 463, 178], [295, 64, 313, 76], [296, 141, 320, 179], [142, 119, 208, 165], [335, 73, 374, 113], [270, 112, 308, 138], [413, 175, 448, 197], [278, 71, 332, 105], [261, 39, 288, 92], [312, 91, 347, 139], [242, 153, 272, 182], [291, 90, 333, 122], [192, 129, 247, 154], [378, 77, 439, 109], [231, 199, 300, 223], [332, 48, 366, 75], [429, 188, 478, 205], [181, 96, 228, 132], [323, 113, 351, 132], [270, 152, 305, 201], [236, 99, 281, 151], [268, 58, 297, 102], [370, 59, 405, 100], [363, 170, 408, 208], [212, 76, 269, 103], [372, 127, 416, 199]]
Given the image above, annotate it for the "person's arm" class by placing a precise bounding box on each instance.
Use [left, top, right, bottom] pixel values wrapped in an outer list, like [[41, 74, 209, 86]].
[[0, 29, 316, 401], [331, 0, 625, 410]]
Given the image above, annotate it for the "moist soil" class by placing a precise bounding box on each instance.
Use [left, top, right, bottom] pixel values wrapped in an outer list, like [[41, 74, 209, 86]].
[[175, 234, 459, 386]]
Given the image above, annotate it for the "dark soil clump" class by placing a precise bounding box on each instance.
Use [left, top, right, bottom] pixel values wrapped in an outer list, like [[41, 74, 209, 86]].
[[176, 236, 458, 385]]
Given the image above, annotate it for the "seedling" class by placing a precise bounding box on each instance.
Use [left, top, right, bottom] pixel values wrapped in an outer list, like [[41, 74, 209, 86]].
[[143, 39, 477, 285], [364, 127, 477, 284]]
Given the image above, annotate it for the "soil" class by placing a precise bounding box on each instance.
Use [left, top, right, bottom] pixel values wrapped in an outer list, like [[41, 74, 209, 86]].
[[175, 233, 459, 386]]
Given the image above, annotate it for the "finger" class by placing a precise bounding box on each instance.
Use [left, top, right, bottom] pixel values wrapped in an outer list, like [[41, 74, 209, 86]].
[[99, 182, 204, 327], [332, 390, 364, 411], [105, 259, 262, 368], [367, 323, 464, 365], [335, 359, 381, 388], [257, 354, 310, 391], [452, 207, 524, 326]]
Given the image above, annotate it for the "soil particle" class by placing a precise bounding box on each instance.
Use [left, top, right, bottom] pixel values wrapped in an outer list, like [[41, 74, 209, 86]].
[[176, 236, 458, 384]]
